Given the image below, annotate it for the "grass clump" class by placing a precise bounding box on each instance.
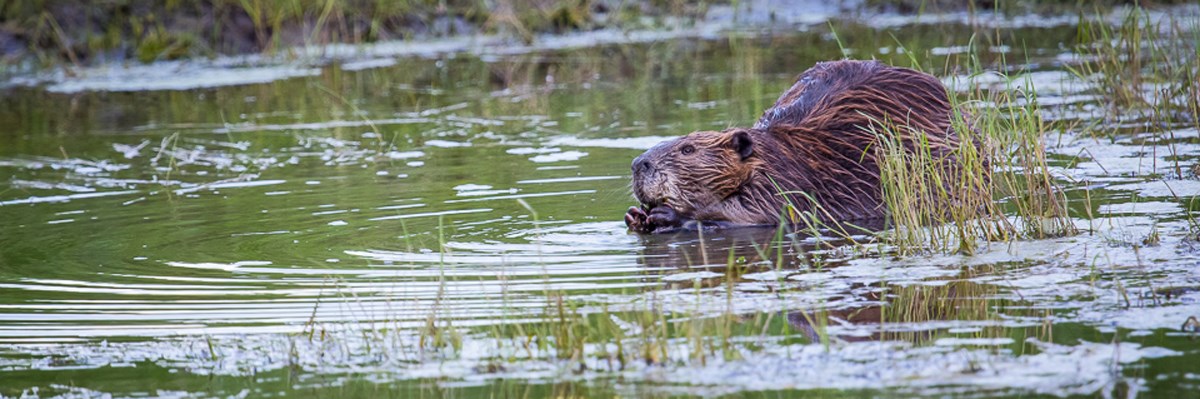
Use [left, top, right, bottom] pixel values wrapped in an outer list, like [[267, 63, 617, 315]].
[[871, 52, 1076, 256], [968, 72, 1078, 240], [1069, 6, 1200, 128], [871, 109, 1002, 256]]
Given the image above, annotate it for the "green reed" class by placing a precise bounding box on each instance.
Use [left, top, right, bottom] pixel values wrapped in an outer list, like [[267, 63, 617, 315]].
[[1069, 6, 1200, 128], [871, 39, 1078, 256]]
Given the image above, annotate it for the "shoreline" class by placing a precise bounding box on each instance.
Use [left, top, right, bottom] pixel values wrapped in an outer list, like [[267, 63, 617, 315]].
[[3, 1, 1195, 94], [0, 0, 713, 70]]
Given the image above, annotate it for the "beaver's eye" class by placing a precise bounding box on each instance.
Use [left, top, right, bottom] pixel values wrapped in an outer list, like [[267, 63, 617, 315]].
[[680, 145, 695, 155]]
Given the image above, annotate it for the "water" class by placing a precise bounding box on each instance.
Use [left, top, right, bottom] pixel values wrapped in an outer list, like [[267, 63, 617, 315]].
[[2, 8, 1200, 398]]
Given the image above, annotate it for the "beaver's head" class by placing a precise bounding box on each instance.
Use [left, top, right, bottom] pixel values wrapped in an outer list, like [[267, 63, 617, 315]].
[[631, 128, 760, 217]]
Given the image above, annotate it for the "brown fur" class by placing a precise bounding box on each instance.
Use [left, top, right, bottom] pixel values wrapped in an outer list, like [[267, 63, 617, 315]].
[[627, 60, 970, 232]]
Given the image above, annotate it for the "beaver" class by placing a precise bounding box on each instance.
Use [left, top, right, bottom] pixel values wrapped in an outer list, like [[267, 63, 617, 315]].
[[625, 60, 974, 234]]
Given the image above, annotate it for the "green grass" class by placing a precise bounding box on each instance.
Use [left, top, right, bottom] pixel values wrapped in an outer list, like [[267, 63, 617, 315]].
[[1067, 5, 1199, 234], [1069, 6, 1200, 123], [854, 37, 1078, 256]]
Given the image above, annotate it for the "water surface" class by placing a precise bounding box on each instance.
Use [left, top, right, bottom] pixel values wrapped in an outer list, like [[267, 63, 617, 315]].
[[2, 9, 1199, 398]]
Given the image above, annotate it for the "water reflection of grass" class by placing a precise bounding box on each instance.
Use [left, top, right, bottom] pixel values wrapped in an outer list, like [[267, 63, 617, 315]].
[[297, 208, 1025, 379], [297, 261, 1032, 380]]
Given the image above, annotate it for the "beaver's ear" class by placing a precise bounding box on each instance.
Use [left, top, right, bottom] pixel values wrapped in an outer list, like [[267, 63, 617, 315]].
[[731, 130, 753, 161]]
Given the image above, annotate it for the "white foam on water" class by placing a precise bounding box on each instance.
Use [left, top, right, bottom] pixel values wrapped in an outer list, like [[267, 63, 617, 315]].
[[529, 151, 588, 163], [661, 271, 724, 282], [165, 261, 273, 272], [547, 136, 675, 150], [340, 58, 398, 71], [1107, 180, 1200, 198], [39, 63, 320, 93], [0, 190, 142, 206], [426, 140, 472, 148]]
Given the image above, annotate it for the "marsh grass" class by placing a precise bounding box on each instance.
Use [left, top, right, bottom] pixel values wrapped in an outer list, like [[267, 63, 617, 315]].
[[866, 6, 1200, 254], [1069, 6, 1200, 139], [1070, 7, 1200, 114], [869, 47, 1076, 256], [871, 114, 1000, 255], [291, 263, 1018, 380], [969, 73, 1078, 240], [1068, 5, 1199, 239]]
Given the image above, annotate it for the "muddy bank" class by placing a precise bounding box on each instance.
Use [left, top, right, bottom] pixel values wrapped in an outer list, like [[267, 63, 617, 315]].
[[8, 1, 1197, 94], [0, 0, 710, 68]]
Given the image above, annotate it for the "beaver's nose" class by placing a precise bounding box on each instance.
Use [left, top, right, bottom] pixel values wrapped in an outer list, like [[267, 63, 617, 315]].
[[632, 154, 652, 174]]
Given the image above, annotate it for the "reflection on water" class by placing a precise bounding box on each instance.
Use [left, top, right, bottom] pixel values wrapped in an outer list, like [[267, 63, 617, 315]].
[[2, 7, 1200, 398]]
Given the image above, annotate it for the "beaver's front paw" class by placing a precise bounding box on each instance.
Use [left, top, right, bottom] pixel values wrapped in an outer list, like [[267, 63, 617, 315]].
[[646, 206, 685, 233], [626, 205, 685, 234], [625, 206, 653, 233]]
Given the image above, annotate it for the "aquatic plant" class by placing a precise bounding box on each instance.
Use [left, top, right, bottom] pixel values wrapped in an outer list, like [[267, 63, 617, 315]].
[[862, 39, 1075, 255], [1070, 6, 1200, 129], [964, 71, 1078, 240]]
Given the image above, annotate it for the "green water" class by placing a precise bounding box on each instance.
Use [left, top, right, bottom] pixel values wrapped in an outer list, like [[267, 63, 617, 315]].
[[2, 13, 1199, 398]]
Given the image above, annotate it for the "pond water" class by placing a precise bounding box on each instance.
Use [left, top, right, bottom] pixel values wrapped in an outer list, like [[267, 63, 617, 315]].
[[2, 6, 1199, 398]]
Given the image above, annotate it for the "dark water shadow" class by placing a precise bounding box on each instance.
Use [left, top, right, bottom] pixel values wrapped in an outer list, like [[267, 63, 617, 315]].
[[785, 278, 1008, 344], [631, 218, 890, 274]]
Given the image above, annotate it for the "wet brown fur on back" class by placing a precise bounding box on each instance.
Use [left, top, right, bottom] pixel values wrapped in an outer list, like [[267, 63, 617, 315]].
[[629, 60, 973, 229]]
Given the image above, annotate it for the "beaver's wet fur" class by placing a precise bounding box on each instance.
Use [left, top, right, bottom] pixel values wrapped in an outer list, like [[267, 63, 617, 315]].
[[626, 60, 973, 234]]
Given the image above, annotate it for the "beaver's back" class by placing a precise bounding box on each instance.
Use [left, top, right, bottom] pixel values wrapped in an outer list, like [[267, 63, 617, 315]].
[[746, 60, 969, 222], [753, 60, 955, 136], [754, 60, 885, 129]]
